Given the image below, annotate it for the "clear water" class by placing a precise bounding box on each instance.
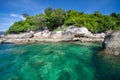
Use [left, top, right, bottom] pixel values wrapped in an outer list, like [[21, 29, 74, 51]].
[[0, 43, 120, 80]]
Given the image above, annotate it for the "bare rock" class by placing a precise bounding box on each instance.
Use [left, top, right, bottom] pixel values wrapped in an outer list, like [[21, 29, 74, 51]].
[[3, 33, 33, 39], [34, 32, 42, 38], [18, 33, 33, 38], [102, 31, 120, 55], [51, 31, 73, 40], [64, 25, 93, 38], [94, 33, 106, 38], [42, 30, 51, 38], [0, 39, 2, 44]]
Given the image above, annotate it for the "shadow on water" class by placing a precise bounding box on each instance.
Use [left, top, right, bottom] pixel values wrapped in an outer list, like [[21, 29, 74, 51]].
[[90, 44, 120, 80]]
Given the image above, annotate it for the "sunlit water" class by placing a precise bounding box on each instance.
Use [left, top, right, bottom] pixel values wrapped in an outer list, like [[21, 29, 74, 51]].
[[0, 43, 120, 80]]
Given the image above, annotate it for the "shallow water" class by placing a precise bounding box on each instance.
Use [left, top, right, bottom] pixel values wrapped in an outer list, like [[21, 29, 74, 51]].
[[0, 43, 120, 80]]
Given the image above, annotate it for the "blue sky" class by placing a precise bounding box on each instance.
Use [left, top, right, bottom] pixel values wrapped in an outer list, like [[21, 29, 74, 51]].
[[0, 0, 120, 31]]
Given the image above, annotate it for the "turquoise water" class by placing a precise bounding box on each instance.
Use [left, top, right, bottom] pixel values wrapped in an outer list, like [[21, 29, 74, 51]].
[[0, 43, 120, 80]]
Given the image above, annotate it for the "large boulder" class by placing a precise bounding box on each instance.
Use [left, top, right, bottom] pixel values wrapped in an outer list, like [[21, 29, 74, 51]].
[[64, 25, 93, 38], [102, 31, 120, 55]]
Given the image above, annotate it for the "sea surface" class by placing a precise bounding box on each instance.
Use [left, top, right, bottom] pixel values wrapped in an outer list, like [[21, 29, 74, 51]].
[[0, 43, 120, 80]]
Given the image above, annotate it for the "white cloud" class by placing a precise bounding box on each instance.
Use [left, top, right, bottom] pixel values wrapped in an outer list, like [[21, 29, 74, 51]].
[[0, 0, 45, 31], [0, 14, 25, 31], [0, 21, 14, 31], [10, 13, 25, 20]]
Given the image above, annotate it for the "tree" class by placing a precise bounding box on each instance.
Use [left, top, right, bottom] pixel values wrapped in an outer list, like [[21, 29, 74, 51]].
[[44, 7, 53, 17], [6, 8, 120, 34], [110, 12, 118, 18], [46, 8, 65, 30], [23, 13, 30, 19], [93, 11, 103, 17]]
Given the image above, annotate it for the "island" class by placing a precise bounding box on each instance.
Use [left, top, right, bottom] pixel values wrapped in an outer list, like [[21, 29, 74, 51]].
[[0, 8, 120, 55], [0, 1, 120, 79]]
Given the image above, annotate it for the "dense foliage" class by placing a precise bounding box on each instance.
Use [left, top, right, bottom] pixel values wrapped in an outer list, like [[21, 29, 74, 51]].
[[6, 7, 120, 34]]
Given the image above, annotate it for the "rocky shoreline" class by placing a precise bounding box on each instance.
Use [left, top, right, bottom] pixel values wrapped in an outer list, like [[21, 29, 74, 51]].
[[0, 26, 105, 44], [1, 26, 120, 56]]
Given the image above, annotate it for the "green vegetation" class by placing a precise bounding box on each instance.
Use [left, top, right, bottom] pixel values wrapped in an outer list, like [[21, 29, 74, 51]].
[[6, 7, 120, 34]]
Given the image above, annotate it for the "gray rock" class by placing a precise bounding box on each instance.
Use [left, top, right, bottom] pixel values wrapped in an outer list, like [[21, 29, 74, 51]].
[[94, 33, 106, 38], [51, 31, 63, 39], [34, 32, 42, 38], [102, 31, 120, 55], [64, 25, 93, 38], [18, 33, 33, 38], [34, 30, 51, 39], [51, 31, 73, 40], [4, 39, 30, 44], [0, 39, 2, 44], [42, 30, 51, 38], [1, 25, 105, 44], [3, 33, 33, 39]]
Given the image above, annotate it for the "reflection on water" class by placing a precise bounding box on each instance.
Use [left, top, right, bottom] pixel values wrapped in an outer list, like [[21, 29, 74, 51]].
[[0, 43, 120, 80]]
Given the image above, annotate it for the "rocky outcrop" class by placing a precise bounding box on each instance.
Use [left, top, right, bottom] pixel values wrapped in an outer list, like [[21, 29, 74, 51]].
[[64, 25, 94, 38], [102, 31, 120, 55], [94, 33, 105, 38], [2, 33, 33, 39], [0, 39, 2, 44], [0, 26, 106, 44], [0, 33, 33, 44]]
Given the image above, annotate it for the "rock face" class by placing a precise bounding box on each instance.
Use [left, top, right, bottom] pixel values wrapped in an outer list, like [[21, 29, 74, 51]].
[[0, 39, 2, 44], [51, 31, 73, 40], [2, 33, 33, 39], [103, 31, 120, 55], [64, 25, 93, 37], [0, 33, 33, 44], [0, 26, 106, 44]]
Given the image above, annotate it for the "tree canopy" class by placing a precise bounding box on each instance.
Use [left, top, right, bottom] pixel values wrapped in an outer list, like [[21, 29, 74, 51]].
[[6, 7, 120, 34]]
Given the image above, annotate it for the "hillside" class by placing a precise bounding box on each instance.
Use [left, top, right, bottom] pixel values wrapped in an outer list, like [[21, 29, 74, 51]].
[[6, 7, 120, 34]]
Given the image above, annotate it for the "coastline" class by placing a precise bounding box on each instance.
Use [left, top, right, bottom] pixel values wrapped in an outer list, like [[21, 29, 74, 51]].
[[0, 26, 106, 44], [0, 38, 104, 44]]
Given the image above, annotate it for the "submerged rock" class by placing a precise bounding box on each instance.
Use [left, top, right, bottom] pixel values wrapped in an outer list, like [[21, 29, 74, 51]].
[[102, 31, 120, 55]]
